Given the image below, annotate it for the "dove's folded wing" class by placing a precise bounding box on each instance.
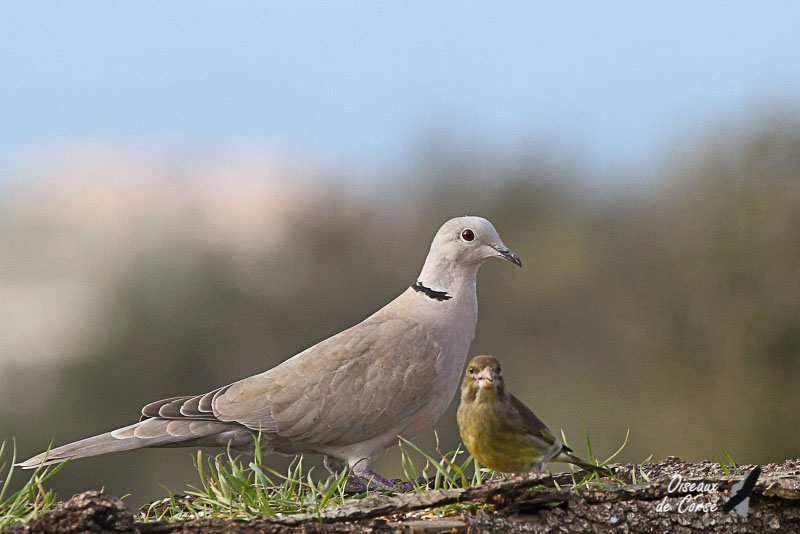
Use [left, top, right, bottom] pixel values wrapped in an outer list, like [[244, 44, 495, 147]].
[[213, 311, 443, 446]]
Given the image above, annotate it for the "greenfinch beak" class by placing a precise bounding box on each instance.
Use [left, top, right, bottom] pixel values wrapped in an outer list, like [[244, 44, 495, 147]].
[[476, 366, 497, 389]]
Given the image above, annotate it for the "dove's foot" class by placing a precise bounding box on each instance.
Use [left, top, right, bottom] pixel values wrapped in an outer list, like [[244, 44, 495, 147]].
[[356, 467, 396, 489], [324, 457, 390, 493], [336, 469, 392, 494], [387, 476, 429, 492], [324, 457, 426, 493], [356, 468, 429, 492]]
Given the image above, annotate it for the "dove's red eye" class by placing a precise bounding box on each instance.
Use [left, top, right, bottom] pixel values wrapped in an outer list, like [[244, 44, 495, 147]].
[[461, 229, 475, 242]]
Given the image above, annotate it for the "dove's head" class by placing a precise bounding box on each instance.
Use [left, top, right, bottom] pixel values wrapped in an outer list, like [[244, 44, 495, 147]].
[[426, 216, 521, 270], [461, 355, 506, 400]]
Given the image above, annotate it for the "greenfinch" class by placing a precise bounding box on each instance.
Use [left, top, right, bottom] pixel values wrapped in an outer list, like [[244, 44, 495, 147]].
[[457, 355, 610, 476]]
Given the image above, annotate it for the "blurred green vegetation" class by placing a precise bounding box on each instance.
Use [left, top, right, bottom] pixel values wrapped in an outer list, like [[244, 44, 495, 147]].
[[2, 114, 800, 506]]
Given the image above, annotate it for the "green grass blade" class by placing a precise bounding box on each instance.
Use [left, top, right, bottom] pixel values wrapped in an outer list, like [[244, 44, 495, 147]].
[[397, 436, 460, 489], [0, 439, 66, 529], [0, 441, 13, 505], [583, 427, 594, 463], [602, 428, 630, 465]]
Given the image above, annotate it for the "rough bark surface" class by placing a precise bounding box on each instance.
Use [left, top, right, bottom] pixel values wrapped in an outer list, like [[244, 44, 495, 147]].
[[5, 457, 800, 533], [3, 491, 136, 534]]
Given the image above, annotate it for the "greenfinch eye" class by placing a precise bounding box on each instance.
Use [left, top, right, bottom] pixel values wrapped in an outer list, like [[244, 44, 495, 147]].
[[468, 367, 475, 374]]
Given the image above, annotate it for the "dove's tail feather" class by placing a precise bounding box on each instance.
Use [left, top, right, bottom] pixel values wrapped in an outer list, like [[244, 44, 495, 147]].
[[17, 418, 249, 469], [557, 452, 613, 476]]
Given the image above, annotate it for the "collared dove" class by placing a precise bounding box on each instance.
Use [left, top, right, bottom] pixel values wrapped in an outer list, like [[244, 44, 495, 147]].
[[20, 216, 521, 487]]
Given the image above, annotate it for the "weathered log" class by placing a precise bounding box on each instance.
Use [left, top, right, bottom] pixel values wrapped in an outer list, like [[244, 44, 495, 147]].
[[6, 458, 800, 534]]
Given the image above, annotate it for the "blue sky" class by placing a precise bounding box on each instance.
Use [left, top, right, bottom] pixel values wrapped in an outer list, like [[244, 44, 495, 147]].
[[2, 2, 800, 181]]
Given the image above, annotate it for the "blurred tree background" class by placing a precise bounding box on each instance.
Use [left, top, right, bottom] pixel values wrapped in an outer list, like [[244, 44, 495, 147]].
[[1, 112, 799, 507]]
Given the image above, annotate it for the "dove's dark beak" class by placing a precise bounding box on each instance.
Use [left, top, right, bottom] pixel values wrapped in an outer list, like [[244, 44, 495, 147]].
[[492, 244, 522, 267], [476, 366, 497, 389]]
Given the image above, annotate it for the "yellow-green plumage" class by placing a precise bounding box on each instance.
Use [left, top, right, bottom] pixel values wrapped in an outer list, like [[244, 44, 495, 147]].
[[457, 355, 609, 475]]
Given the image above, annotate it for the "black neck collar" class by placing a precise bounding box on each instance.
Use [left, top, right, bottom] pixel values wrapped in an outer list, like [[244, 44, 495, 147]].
[[411, 281, 452, 301]]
